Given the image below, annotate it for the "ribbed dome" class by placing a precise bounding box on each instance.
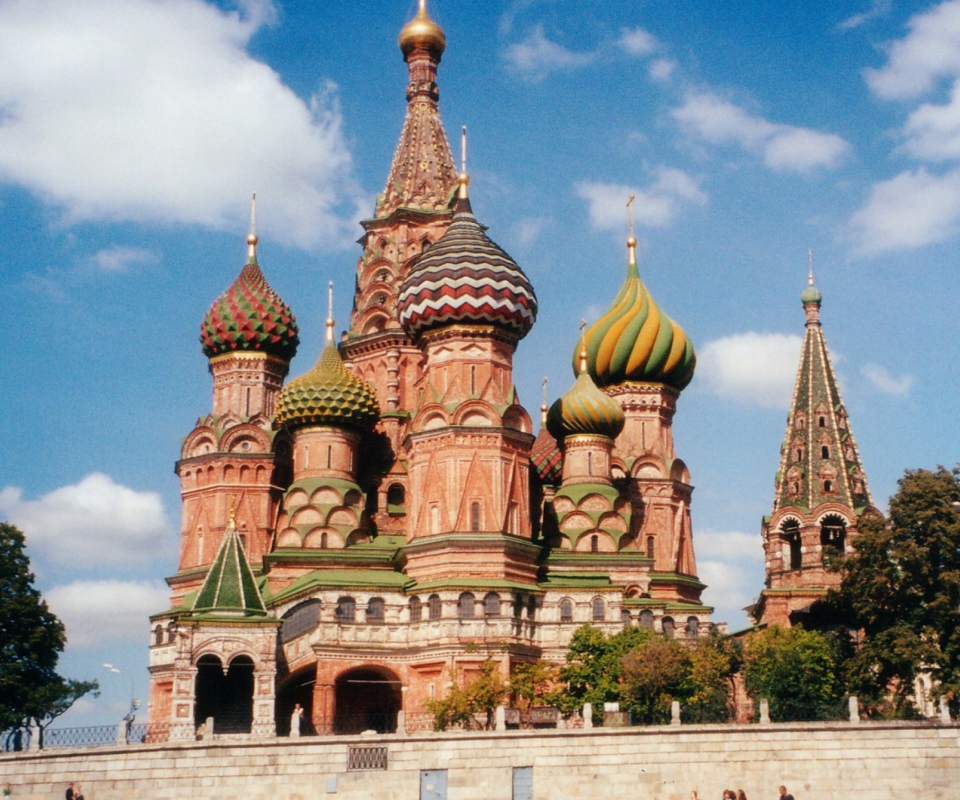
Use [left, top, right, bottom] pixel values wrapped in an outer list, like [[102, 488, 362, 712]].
[[531, 424, 563, 485], [578, 257, 695, 391], [547, 367, 625, 442], [276, 342, 379, 432], [399, 1, 446, 58], [397, 196, 537, 339], [201, 247, 299, 361], [801, 277, 822, 306]]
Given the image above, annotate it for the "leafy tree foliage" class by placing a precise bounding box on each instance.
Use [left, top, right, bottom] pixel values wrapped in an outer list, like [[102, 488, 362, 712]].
[[620, 635, 687, 723], [426, 658, 507, 731], [742, 625, 841, 721], [831, 466, 960, 717], [509, 660, 558, 711], [0, 523, 98, 744], [681, 633, 741, 723]]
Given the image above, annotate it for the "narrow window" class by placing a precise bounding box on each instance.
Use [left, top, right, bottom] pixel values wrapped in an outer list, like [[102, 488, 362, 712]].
[[326, 445, 332, 469], [819, 416, 826, 428], [470, 502, 481, 532], [428, 594, 442, 621], [646, 536, 655, 559], [409, 596, 422, 623], [470, 365, 476, 395], [821, 445, 830, 459], [320, 532, 328, 549], [686, 617, 700, 639], [458, 592, 475, 620], [639, 609, 654, 629], [588, 452, 593, 474], [336, 597, 356, 623], [559, 598, 574, 623], [621, 609, 632, 626], [662, 616, 675, 637], [590, 534, 599, 553], [591, 597, 605, 622], [366, 597, 385, 624], [484, 593, 501, 618]]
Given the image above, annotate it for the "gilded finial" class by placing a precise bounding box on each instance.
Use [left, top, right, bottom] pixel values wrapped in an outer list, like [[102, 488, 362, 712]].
[[541, 376, 548, 424], [228, 499, 237, 529], [808, 247, 814, 286], [458, 125, 470, 199], [247, 192, 258, 262], [626, 195, 638, 267], [326, 281, 335, 343], [399, 0, 446, 58], [578, 319, 588, 373]]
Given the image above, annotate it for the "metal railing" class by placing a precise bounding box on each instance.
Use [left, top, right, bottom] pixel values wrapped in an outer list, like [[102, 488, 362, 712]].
[[40, 726, 117, 749]]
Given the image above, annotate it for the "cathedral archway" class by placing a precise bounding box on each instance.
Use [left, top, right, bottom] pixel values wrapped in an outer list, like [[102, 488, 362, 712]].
[[333, 665, 402, 734], [275, 664, 316, 736], [194, 654, 255, 734]]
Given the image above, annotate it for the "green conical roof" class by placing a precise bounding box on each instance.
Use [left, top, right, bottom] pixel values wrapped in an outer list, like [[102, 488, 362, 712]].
[[192, 523, 267, 617]]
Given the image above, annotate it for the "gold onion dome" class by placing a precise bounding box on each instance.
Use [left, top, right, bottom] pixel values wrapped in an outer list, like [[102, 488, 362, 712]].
[[577, 237, 695, 391], [547, 352, 625, 442], [276, 311, 379, 432], [399, 0, 446, 58], [200, 232, 299, 361]]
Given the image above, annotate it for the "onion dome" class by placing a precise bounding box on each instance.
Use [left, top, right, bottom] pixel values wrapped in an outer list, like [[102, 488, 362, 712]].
[[576, 234, 694, 391], [548, 350, 625, 441], [531, 383, 563, 484], [802, 259, 822, 306], [398, 175, 537, 339], [276, 291, 379, 432], [399, 0, 446, 59], [201, 227, 299, 361]]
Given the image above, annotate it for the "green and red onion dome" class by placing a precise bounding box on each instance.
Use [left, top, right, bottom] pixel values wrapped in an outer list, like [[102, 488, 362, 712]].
[[531, 419, 563, 485], [201, 240, 299, 360], [547, 362, 625, 442], [397, 192, 537, 340], [276, 340, 380, 432], [576, 246, 695, 391]]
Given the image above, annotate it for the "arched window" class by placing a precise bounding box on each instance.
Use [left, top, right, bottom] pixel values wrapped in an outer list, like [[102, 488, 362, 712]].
[[639, 609, 654, 629], [590, 534, 599, 553], [320, 532, 328, 549], [166, 621, 177, 644], [662, 616, 675, 637], [428, 594, 442, 621], [591, 597, 605, 622], [335, 596, 356, 623], [821, 445, 830, 459], [387, 483, 405, 514], [470, 502, 481, 532], [820, 515, 847, 562], [409, 596, 422, 623], [686, 616, 700, 639], [621, 609, 632, 626], [823, 479, 833, 493], [483, 592, 501, 618], [153, 624, 164, 646], [646, 536, 655, 559], [782, 519, 802, 570], [819, 415, 826, 428], [559, 598, 574, 623], [366, 597, 385, 624], [458, 592, 475, 620]]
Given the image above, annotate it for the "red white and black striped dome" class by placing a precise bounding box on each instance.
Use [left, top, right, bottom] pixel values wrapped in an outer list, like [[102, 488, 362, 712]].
[[397, 195, 537, 339]]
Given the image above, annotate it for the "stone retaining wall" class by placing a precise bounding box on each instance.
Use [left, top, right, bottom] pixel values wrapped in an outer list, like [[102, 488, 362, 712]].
[[1, 721, 955, 800]]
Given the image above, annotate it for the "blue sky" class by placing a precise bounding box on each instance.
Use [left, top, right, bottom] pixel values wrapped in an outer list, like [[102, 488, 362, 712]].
[[1, 0, 957, 727]]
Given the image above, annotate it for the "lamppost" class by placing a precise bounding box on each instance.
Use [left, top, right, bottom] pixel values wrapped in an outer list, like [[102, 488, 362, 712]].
[[102, 664, 141, 722]]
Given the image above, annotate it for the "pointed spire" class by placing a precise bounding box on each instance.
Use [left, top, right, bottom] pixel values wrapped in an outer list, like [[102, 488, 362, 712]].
[[246, 192, 258, 264], [802, 247, 823, 324], [191, 512, 267, 618], [541, 376, 549, 425], [626, 194, 638, 269]]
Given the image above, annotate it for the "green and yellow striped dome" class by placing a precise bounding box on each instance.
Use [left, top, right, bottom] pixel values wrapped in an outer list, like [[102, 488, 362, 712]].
[[576, 244, 695, 391], [547, 358, 625, 441]]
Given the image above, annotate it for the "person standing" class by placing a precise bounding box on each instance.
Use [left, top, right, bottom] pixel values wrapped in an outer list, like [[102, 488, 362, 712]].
[[64, 783, 74, 800], [778, 786, 795, 800]]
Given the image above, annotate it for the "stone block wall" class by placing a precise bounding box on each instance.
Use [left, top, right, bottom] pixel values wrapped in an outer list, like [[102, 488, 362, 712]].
[[0, 721, 956, 800]]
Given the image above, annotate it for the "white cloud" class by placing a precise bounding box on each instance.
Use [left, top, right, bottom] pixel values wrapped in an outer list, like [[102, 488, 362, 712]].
[[697, 332, 802, 408], [576, 167, 707, 231], [0, 0, 363, 249], [618, 27, 657, 57], [672, 91, 850, 172], [696, 529, 765, 629], [901, 80, 960, 161], [861, 362, 915, 395], [648, 58, 676, 83], [864, 0, 960, 100], [0, 473, 174, 568], [502, 25, 594, 81], [511, 217, 549, 248], [89, 246, 158, 274], [849, 167, 960, 254], [838, 0, 892, 31], [46, 580, 170, 648]]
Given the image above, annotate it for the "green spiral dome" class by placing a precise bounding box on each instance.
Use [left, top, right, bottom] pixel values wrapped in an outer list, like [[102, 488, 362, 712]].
[[547, 365, 625, 442], [276, 342, 380, 432], [577, 260, 695, 391]]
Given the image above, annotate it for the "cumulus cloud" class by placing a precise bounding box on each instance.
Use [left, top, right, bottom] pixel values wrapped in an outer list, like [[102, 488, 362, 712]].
[[901, 81, 960, 161], [672, 92, 850, 172], [861, 363, 915, 395], [697, 332, 802, 408], [510, 217, 550, 248], [576, 167, 707, 231], [45, 580, 170, 648], [0, 473, 174, 568], [849, 167, 960, 254], [648, 58, 677, 83], [503, 25, 594, 81], [864, 0, 960, 100], [618, 27, 657, 57], [0, 0, 363, 249], [89, 246, 158, 274], [696, 529, 765, 628], [838, 0, 892, 31]]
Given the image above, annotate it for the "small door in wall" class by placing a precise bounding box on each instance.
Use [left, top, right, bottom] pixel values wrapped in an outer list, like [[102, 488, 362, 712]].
[[420, 769, 448, 800], [513, 766, 533, 800]]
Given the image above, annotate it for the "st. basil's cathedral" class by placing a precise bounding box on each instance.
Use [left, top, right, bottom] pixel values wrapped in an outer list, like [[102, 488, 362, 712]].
[[147, 2, 877, 736]]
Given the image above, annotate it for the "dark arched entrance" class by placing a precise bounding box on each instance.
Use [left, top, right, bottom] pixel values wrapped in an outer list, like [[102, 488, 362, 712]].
[[275, 664, 316, 736], [195, 654, 254, 734], [333, 666, 401, 734]]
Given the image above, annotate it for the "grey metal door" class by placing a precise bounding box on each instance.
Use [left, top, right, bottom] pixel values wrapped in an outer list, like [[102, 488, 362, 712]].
[[420, 769, 448, 800], [513, 766, 533, 800]]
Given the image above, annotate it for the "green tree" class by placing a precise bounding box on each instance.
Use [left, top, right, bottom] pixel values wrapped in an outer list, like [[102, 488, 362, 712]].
[[742, 625, 841, 721], [620, 635, 688, 724], [681, 633, 740, 723], [509, 660, 557, 711], [0, 523, 98, 746], [832, 466, 960, 717], [426, 658, 507, 731], [554, 625, 652, 716]]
